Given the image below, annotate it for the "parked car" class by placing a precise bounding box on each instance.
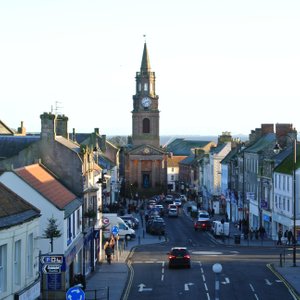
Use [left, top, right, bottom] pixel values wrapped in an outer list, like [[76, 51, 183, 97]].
[[168, 247, 191, 269], [147, 218, 166, 235], [154, 204, 165, 216], [164, 194, 174, 204], [120, 215, 140, 229], [174, 199, 182, 207], [180, 194, 187, 202]]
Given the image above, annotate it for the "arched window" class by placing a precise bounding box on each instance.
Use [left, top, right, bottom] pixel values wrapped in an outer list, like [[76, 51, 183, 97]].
[[143, 118, 150, 133]]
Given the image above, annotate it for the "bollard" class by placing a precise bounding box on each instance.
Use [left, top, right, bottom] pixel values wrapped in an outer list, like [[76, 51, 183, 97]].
[[138, 236, 141, 245], [212, 263, 222, 300]]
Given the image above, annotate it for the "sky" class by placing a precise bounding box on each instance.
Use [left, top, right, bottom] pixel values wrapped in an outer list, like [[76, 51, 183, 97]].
[[1, 0, 300, 137]]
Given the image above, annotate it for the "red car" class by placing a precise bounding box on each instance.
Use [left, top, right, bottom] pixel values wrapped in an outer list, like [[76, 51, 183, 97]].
[[194, 220, 211, 231]]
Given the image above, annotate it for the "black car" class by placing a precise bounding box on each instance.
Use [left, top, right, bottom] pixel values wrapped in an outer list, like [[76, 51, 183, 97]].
[[147, 218, 166, 235], [168, 247, 191, 269]]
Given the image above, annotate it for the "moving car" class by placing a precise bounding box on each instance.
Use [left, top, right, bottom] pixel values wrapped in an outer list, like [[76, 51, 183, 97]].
[[168, 204, 178, 217], [168, 247, 191, 269], [194, 210, 211, 231]]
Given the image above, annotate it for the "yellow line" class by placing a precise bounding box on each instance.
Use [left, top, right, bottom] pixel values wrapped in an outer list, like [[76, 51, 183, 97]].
[[121, 247, 136, 300], [267, 264, 300, 300]]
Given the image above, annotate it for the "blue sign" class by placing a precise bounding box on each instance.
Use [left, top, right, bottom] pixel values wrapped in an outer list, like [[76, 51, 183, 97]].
[[66, 286, 85, 300], [111, 225, 119, 235]]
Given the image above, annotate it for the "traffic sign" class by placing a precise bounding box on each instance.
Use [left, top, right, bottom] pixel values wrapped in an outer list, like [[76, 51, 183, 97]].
[[40, 255, 63, 264], [111, 225, 119, 235], [66, 286, 85, 300], [102, 217, 109, 225], [43, 264, 61, 274]]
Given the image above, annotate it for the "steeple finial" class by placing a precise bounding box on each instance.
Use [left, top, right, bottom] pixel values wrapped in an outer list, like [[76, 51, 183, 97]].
[[140, 37, 151, 71]]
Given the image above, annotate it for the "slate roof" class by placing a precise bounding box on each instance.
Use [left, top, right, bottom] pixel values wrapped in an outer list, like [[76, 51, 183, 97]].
[[179, 154, 195, 165], [210, 143, 227, 154], [166, 138, 212, 156], [0, 120, 15, 135], [0, 182, 40, 229], [221, 147, 239, 164], [14, 164, 80, 215], [245, 133, 276, 154], [56, 136, 81, 154], [167, 156, 186, 168], [0, 136, 40, 159], [274, 144, 300, 174]]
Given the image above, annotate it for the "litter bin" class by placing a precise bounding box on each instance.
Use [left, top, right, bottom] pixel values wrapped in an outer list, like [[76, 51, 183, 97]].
[[234, 234, 241, 244]]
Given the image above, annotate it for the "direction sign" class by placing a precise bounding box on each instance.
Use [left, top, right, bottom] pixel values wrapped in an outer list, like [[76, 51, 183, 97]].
[[111, 225, 119, 235], [43, 264, 61, 274], [40, 255, 63, 264], [66, 286, 85, 300]]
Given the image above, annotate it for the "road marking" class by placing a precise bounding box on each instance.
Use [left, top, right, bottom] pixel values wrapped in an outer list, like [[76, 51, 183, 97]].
[[265, 279, 272, 285], [192, 251, 223, 255], [221, 277, 230, 284], [184, 282, 194, 291], [138, 283, 152, 292]]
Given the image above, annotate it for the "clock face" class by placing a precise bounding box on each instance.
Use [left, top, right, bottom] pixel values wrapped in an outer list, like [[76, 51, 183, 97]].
[[141, 97, 152, 108]]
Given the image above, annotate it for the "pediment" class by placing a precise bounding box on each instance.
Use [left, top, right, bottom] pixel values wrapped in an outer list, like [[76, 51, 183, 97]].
[[128, 145, 165, 156]]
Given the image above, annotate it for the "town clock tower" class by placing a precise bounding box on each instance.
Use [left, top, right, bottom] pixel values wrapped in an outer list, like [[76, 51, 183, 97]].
[[124, 42, 167, 197]]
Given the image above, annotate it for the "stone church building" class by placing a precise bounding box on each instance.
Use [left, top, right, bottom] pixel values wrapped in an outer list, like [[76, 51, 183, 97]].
[[123, 43, 167, 197]]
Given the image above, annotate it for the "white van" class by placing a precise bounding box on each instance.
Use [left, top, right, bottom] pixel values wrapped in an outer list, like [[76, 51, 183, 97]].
[[102, 213, 136, 240], [212, 220, 230, 237]]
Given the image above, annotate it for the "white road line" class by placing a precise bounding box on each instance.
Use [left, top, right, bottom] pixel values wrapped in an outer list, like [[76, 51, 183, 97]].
[[249, 283, 255, 292], [204, 283, 208, 291], [207, 292, 210, 300], [202, 274, 206, 282]]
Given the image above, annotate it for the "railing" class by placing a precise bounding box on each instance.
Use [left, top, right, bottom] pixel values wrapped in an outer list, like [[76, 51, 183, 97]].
[[84, 287, 109, 300]]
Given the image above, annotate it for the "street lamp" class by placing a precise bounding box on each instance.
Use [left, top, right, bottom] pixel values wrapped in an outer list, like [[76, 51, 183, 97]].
[[274, 137, 297, 267]]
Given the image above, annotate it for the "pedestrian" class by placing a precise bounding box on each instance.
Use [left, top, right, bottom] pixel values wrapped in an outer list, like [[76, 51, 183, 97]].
[[249, 227, 254, 240], [259, 226, 265, 240], [277, 229, 283, 245], [211, 208, 215, 218], [239, 219, 242, 231], [288, 229, 293, 245], [109, 234, 116, 257], [255, 228, 259, 240]]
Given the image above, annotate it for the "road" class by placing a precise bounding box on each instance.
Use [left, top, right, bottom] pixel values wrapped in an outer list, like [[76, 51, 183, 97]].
[[124, 208, 297, 300]]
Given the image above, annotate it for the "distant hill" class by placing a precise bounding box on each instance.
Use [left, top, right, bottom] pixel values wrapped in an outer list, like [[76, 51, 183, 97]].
[[108, 134, 248, 147]]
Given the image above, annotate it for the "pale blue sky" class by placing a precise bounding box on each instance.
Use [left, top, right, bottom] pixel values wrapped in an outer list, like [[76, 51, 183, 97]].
[[1, 0, 299, 136]]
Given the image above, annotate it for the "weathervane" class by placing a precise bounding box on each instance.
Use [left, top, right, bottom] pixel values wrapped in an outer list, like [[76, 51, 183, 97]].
[[143, 34, 146, 42]]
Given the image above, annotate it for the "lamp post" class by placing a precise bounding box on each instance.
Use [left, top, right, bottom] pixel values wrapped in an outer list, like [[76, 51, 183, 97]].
[[274, 137, 297, 267]]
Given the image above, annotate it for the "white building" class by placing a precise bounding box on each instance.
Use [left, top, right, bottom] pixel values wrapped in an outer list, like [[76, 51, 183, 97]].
[[0, 183, 41, 300], [0, 164, 83, 298]]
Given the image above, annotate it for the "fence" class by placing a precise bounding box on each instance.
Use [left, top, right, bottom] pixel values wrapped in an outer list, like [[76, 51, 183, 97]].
[[84, 287, 109, 300]]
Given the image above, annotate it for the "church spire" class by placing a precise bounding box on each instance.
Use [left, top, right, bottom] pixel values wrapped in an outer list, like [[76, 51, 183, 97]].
[[140, 42, 151, 72]]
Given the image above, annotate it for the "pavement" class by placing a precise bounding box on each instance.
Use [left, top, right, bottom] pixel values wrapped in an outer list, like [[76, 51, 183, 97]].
[[84, 204, 300, 300]]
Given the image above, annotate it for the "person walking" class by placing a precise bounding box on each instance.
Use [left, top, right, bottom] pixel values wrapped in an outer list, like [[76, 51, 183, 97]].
[[277, 229, 283, 245], [104, 239, 113, 264], [288, 229, 293, 245]]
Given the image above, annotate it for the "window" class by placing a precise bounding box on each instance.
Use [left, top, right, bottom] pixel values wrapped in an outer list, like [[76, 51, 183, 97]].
[[138, 83, 141, 91], [0, 244, 7, 292], [77, 209, 81, 232], [171, 175, 174, 181], [144, 83, 148, 91], [67, 217, 72, 241], [14, 240, 21, 285], [142, 118, 150, 133], [27, 233, 33, 278]]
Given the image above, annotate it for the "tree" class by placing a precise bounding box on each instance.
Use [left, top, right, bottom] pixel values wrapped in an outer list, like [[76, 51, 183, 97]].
[[43, 216, 62, 252]]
